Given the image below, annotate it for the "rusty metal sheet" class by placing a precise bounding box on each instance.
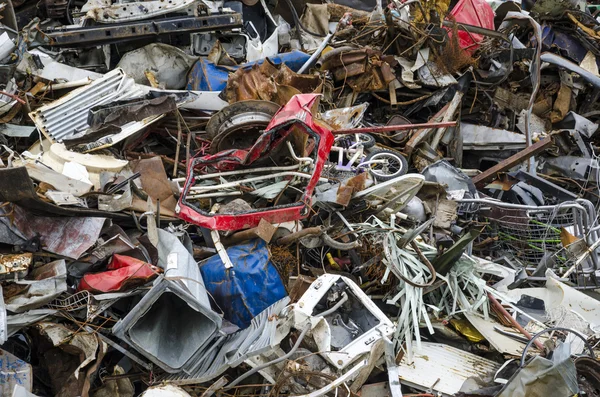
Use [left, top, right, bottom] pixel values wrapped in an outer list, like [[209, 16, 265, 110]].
[[221, 59, 322, 105], [11, 205, 105, 259], [0, 253, 31, 279], [131, 157, 178, 213]]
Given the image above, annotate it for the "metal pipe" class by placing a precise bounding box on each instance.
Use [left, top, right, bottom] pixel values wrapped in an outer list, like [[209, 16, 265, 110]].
[[487, 293, 545, 351], [315, 292, 349, 318], [334, 121, 457, 135], [38, 78, 93, 92], [173, 163, 306, 183], [298, 33, 334, 74], [188, 171, 328, 192]]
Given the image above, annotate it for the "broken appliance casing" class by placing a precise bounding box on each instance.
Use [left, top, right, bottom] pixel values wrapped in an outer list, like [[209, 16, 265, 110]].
[[292, 274, 395, 370], [177, 94, 335, 231]]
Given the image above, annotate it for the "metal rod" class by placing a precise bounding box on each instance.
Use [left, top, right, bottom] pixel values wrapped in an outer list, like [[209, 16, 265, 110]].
[[487, 293, 545, 351], [334, 121, 457, 135]]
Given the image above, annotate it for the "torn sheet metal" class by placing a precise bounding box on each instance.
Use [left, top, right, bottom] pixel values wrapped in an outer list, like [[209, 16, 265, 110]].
[[7, 310, 56, 338], [10, 205, 105, 259], [219, 56, 322, 105], [35, 322, 101, 397], [0, 124, 35, 138], [555, 111, 599, 139], [497, 342, 578, 397], [461, 123, 527, 151], [186, 50, 310, 92], [25, 162, 93, 197], [398, 342, 500, 395], [116, 43, 198, 90], [5, 260, 67, 313], [17, 50, 102, 83], [464, 312, 526, 356], [505, 269, 600, 333], [320, 103, 368, 130]]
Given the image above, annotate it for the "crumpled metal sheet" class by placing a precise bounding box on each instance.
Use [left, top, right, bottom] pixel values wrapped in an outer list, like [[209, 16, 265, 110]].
[[7, 309, 57, 339], [77, 255, 161, 294], [5, 260, 67, 313], [87, 95, 177, 131], [35, 322, 102, 397], [447, 0, 495, 54], [320, 48, 396, 92], [131, 157, 179, 215], [117, 43, 197, 89], [220, 58, 322, 105], [186, 50, 310, 92], [497, 342, 578, 397]]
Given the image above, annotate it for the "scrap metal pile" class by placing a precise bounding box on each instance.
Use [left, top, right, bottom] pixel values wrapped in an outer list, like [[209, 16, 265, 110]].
[[3, 0, 600, 395]]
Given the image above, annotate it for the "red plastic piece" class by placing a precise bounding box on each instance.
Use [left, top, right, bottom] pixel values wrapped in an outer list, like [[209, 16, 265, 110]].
[[177, 94, 335, 231], [78, 254, 161, 293], [446, 0, 495, 54]]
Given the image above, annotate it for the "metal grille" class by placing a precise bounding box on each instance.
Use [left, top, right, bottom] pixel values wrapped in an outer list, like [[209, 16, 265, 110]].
[[459, 199, 598, 271]]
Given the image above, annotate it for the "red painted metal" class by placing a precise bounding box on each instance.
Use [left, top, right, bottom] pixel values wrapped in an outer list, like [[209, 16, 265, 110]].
[[447, 0, 495, 54], [177, 94, 335, 231], [77, 254, 161, 293]]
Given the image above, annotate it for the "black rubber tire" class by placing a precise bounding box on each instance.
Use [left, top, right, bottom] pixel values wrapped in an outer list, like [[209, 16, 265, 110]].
[[364, 149, 408, 181], [357, 133, 376, 149]]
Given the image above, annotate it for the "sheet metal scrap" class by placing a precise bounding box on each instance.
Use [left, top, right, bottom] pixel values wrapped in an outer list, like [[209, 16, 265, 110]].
[[4, 0, 600, 395], [220, 58, 322, 105]]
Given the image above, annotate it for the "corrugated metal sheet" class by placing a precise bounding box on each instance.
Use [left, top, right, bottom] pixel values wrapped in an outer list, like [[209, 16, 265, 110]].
[[29, 68, 145, 142], [398, 342, 501, 396]]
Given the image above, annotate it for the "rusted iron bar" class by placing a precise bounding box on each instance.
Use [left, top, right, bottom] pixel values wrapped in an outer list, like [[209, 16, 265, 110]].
[[472, 137, 553, 186], [488, 293, 545, 351]]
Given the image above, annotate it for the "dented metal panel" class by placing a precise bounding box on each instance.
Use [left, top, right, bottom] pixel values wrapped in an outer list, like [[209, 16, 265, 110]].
[[398, 342, 501, 395]]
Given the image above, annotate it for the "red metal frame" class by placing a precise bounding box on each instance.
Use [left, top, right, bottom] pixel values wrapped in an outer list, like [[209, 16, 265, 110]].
[[177, 94, 335, 231]]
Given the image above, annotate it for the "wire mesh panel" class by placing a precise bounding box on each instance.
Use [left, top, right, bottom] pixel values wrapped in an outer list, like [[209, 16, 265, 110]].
[[459, 199, 594, 271]]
